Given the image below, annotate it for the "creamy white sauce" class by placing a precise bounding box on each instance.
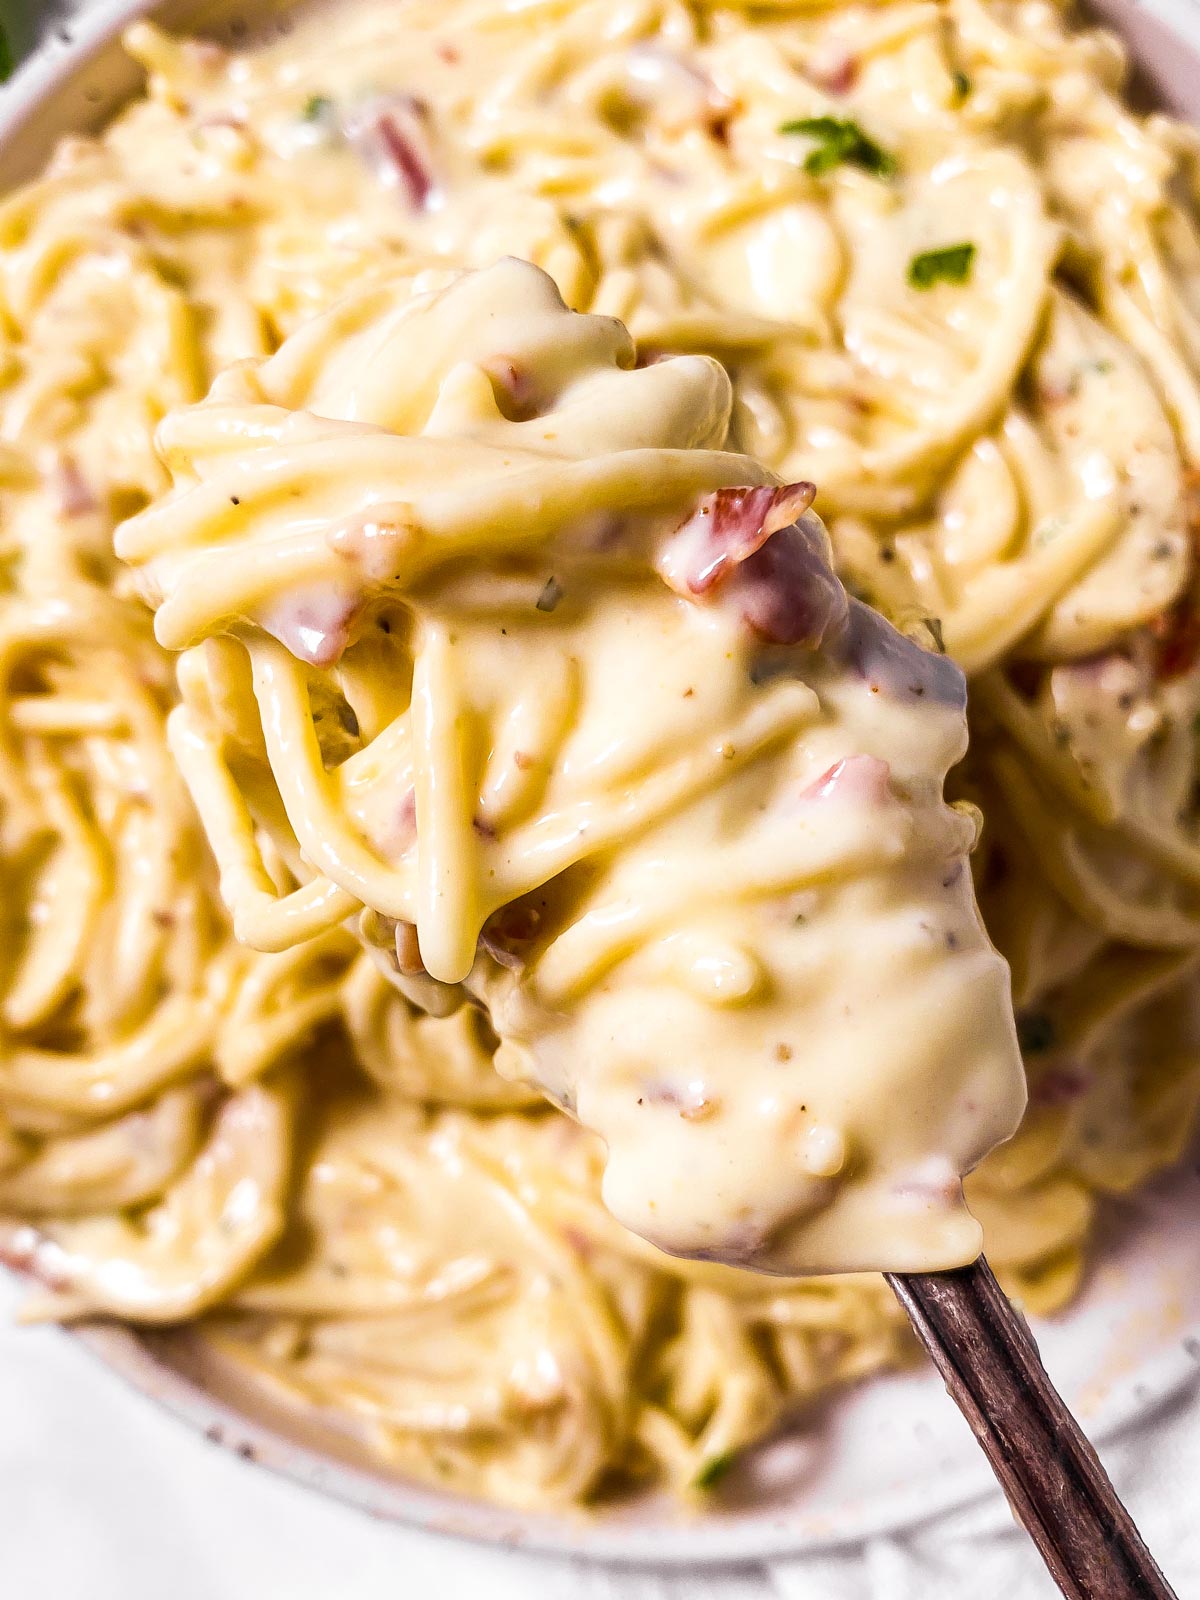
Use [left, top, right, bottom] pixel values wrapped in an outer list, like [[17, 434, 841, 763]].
[[120, 258, 1026, 1272], [4, 0, 1200, 1506]]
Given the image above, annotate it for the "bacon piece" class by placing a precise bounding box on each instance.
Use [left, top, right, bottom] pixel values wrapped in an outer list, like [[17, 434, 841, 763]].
[[45, 454, 97, 518], [1030, 1064, 1092, 1107], [256, 583, 364, 667], [182, 39, 227, 72], [389, 787, 418, 854], [734, 514, 850, 646], [562, 1224, 594, 1261], [659, 484, 855, 647], [0, 1228, 38, 1274], [890, 1158, 960, 1207], [836, 600, 966, 709], [638, 1078, 718, 1119], [343, 95, 439, 210], [364, 785, 416, 860], [328, 504, 417, 582], [0, 1226, 69, 1291], [1151, 601, 1200, 680], [1151, 467, 1200, 679], [662, 485, 965, 698], [809, 51, 859, 94], [394, 921, 425, 976], [660, 484, 816, 596], [479, 903, 542, 970], [481, 355, 543, 421], [800, 754, 892, 805]]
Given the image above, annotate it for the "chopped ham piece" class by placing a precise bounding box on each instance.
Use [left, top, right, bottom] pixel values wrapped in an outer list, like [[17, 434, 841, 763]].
[[256, 583, 364, 667], [327, 503, 416, 581], [662, 485, 965, 701], [479, 903, 542, 970], [342, 95, 439, 209], [481, 355, 543, 421], [1151, 467, 1200, 679], [658, 483, 850, 647], [394, 920, 425, 976], [1151, 600, 1200, 680], [800, 754, 892, 805], [364, 785, 416, 860], [562, 1224, 594, 1260], [734, 513, 849, 646], [0, 1226, 68, 1291], [1030, 1064, 1092, 1107], [837, 600, 966, 709], [182, 39, 227, 72], [660, 484, 816, 596], [889, 1156, 960, 1206], [809, 51, 859, 94], [45, 455, 98, 518]]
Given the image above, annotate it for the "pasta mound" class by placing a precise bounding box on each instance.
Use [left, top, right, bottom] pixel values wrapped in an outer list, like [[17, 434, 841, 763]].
[[1, 0, 1199, 1508]]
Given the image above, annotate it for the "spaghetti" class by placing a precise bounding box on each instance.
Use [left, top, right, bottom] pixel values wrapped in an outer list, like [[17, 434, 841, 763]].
[[1, 0, 1199, 1508]]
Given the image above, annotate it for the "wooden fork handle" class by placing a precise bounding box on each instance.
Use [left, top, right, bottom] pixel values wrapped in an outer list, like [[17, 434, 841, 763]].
[[887, 1258, 1177, 1599]]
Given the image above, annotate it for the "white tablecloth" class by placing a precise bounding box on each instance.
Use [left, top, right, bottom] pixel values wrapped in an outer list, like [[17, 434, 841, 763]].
[[3, 5, 1199, 1593], [3, 1260, 1198, 1596]]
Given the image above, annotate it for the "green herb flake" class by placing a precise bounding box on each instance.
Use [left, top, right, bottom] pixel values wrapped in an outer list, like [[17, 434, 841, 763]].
[[908, 242, 976, 289], [302, 94, 333, 123], [0, 25, 12, 84], [924, 616, 946, 654], [536, 576, 563, 613], [693, 1450, 737, 1490], [1017, 1010, 1057, 1055], [779, 116, 896, 180], [951, 70, 972, 100]]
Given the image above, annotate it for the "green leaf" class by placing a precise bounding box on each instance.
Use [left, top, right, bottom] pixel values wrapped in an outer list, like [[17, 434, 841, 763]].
[[0, 25, 13, 84], [908, 242, 976, 289], [951, 70, 971, 100], [779, 116, 896, 180], [693, 1450, 737, 1490], [302, 94, 333, 122]]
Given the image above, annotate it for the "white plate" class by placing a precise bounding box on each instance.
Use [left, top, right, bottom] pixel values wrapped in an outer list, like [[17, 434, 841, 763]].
[[3, 0, 1200, 1565]]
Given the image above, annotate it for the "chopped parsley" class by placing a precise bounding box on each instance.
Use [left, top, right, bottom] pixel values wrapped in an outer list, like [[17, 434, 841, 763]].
[[0, 25, 12, 83], [779, 116, 896, 180], [536, 575, 563, 613], [951, 70, 972, 100], [1016, 1010, 1057, 1055], [908, 242, 976, 289], [302, 93, 333, 122], [693, 1449, 737, 1490], [924, 616, 946, 654]]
